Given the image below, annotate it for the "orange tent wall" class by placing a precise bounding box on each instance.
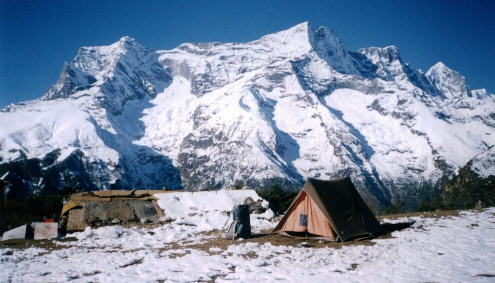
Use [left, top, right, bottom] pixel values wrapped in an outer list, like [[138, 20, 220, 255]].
[[278, 191, 336, 239]]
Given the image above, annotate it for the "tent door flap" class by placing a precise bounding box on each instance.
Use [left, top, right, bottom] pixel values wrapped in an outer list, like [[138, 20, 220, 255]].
[[299, 214, 308, 227]]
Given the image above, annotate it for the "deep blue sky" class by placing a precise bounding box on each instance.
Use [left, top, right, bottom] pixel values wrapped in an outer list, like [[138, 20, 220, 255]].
[[1, 0, 494, 107]]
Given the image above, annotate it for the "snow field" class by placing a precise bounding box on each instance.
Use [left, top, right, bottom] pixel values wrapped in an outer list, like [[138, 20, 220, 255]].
[[1, 208, 494, 282]]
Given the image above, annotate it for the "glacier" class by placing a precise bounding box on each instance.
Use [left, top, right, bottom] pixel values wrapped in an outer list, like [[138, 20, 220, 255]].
[[1, 22, 494, 208]]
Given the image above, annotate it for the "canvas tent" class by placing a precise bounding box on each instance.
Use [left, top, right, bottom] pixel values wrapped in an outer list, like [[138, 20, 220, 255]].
[[272, 177, 382, 241], [60, 190, 169, 232]]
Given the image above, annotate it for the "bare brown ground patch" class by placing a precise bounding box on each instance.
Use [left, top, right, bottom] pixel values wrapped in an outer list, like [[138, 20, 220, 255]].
[[378, 209, 459, 220], [0, 237, 78, 250], [185, 229, 383, 255]]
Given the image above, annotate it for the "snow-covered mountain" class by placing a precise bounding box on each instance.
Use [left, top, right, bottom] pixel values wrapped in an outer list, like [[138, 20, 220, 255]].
[[1, 22, 494, 208]]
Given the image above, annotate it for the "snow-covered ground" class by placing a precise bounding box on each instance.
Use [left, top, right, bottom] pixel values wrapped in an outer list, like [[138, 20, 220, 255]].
[[1, 207, 494, 282]]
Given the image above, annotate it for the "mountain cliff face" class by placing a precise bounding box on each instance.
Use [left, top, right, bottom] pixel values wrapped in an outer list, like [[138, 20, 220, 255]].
[[1, 22, 494, 208], [440, 147, 495, 209]]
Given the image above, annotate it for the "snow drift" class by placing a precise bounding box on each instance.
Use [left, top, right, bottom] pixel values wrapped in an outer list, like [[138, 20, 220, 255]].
[[155, 190, 274, 232]]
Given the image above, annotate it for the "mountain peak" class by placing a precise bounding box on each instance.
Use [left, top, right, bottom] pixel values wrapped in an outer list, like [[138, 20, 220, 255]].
[[253, 22, 314, 57], [428, 61, 450, 72], [282, 21, 311, 36], [355, 45, 440, 93], [72, 36, 147, 65], [113, 35, 147, 52], [355, 45, 407, 82], [118, 35, 137, 43], [382, 45, 400, 57], [358, 46, 401, 63], [311, 25, 347, 53], [309, 25, 362, 74], [426, 61, 469, 99], [471, 88, 488, 99], [257, 22, 310, 43], [42, 34, 160, 106], [290, 21, 311, 31], [251, 22, 352, 65]]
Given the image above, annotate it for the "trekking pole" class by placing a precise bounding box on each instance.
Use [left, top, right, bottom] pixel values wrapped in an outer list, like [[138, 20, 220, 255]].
[[214, 206, 235, 241]]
